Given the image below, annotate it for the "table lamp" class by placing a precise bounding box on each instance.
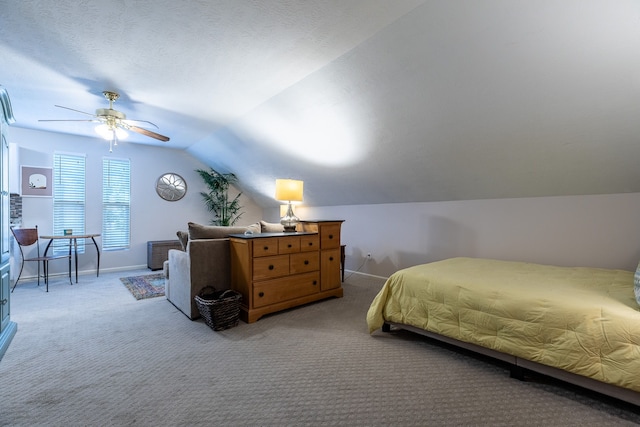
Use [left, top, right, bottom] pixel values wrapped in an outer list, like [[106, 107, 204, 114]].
[[275, 179, 303, 232]]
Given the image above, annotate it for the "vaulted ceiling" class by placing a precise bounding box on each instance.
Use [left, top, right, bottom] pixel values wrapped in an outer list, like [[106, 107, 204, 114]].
[[2, 0, 640, 207]]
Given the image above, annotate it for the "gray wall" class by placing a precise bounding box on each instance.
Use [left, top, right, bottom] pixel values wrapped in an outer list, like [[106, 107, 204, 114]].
[[13, 126, 640, 281], [10, 127, 263, 279], [294, 193, 640, 278]]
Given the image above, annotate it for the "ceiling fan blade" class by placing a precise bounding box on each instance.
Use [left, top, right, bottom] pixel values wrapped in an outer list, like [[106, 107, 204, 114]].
[[126, 125, 170, 142], [54, 105, 96, 117], [122, 118, 159, 129], [38, 119, 100, 122]]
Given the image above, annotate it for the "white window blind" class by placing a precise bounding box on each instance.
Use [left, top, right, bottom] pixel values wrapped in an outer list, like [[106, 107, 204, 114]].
[[53, 153, 86, 255], [102, 157, 130, 251]]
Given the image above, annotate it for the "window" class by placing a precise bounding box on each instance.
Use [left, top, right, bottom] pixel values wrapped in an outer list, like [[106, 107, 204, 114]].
[[102, 157, 130, 251], [53, 153, 86, 254]]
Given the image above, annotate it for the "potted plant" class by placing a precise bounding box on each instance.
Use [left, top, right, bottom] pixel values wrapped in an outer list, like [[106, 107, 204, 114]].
[[195, 167, 244, 226]]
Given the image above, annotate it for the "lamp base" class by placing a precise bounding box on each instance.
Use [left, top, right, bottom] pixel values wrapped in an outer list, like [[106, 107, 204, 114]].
[[280, 202, 299, 233]]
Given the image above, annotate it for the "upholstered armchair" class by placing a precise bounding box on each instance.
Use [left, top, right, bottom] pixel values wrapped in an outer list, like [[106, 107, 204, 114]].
[[166, 222, 260, 320]]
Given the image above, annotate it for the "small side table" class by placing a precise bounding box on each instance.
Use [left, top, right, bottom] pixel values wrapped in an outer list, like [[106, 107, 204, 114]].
[[41, 233, 101, 283]]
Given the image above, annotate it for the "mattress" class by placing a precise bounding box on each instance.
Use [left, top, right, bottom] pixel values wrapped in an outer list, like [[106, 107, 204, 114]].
[[366, 257, 640, 392]]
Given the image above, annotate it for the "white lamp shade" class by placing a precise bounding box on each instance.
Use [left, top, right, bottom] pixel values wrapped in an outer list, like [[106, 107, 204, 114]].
[[275, 179, 303, 202]]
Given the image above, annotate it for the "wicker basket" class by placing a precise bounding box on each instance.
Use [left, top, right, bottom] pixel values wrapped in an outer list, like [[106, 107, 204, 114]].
[[195, 287, 242, 331]]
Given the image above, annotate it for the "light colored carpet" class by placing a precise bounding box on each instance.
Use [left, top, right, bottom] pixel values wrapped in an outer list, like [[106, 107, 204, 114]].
[[1, 269, 639, 426]]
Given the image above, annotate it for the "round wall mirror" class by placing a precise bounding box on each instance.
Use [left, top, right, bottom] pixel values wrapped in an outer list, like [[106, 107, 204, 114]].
[[156, 173, 187, 201]]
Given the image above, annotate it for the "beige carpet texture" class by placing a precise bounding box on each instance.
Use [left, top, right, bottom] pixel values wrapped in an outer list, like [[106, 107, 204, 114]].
[[1, 268, 640, 426]]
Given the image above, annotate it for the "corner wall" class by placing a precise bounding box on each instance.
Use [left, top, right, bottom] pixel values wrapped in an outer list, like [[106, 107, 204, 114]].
[[294, 193, 640, 278]]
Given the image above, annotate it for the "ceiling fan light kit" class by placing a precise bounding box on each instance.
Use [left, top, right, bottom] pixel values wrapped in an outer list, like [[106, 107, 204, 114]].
[[95, 123, 128, 153], [95, 124, 128, 140], [39, 90, 170, 152]]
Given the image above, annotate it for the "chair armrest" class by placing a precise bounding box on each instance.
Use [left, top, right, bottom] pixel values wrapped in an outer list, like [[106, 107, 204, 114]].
[[167, 248, 192, 317]]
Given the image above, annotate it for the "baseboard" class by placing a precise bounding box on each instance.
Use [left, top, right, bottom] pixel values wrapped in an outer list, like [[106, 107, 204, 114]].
[[13, 264, 149, 282], [93, 264, 148, 274], [343, 269, 388, 280]]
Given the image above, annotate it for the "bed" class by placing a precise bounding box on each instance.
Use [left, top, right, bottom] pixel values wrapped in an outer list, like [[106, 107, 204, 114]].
[[366, 257, 640, 405]]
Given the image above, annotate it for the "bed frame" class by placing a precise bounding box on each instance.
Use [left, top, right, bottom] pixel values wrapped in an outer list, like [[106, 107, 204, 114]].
[[383, 321, 640, 407]]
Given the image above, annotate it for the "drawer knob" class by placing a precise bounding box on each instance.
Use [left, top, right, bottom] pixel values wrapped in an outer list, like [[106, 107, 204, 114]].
[[304, 260, 309, 265], [329, 256, 334, 261], [313, 281, 317, 285], [268, 265, 274, 270], [259, 292, 264, 297], [308, 242, 313, 246], [288, 244, 292, 248], [329, 234, 334, 239]]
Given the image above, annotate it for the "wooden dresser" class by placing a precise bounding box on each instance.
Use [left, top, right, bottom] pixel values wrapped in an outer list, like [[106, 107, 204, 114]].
[[230, 220, 343, 323]]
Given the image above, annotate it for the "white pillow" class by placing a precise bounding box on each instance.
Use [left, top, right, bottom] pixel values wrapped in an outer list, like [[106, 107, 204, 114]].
[[260, 220, 284, 233]]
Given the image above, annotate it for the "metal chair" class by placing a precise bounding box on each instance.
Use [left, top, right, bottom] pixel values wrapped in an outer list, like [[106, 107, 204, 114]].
[[10, 225, 72, 292]]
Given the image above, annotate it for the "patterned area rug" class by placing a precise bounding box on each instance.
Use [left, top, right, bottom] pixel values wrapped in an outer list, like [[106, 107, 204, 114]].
[[120, 273, 165, 300]]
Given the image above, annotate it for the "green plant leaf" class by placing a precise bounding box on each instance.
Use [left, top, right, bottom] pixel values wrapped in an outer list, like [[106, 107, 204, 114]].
[[196, 168, 244, 226]]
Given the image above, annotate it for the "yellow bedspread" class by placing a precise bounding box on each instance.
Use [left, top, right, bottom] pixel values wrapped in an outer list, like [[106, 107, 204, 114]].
[[367, 257, 640, 392]]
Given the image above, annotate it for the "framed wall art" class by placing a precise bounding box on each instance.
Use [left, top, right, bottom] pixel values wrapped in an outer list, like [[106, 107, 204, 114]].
[[21, 166, 53, 197]]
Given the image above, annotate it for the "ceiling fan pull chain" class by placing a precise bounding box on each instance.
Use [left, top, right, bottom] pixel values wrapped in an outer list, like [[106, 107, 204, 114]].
[[109, 134, 117, 153]]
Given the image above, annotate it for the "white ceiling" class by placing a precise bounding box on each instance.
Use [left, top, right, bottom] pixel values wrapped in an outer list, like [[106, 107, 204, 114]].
[[2, 0, 640, 207]]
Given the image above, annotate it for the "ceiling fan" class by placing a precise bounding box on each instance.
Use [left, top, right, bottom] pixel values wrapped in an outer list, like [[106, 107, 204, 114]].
[[39, 91, 170, 152]]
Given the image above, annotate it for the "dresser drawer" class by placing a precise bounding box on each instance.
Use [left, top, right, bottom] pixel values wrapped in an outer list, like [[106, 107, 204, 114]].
[[300, 234, 319, 252], [253, 255, 289, 280], [278, 236, 300, 254], [290, 252, 319, 274], [252, 238, 279, 257], [252, 272, 320, 308], [320, 224, 341, 249], [321, 248, 341, 291]]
